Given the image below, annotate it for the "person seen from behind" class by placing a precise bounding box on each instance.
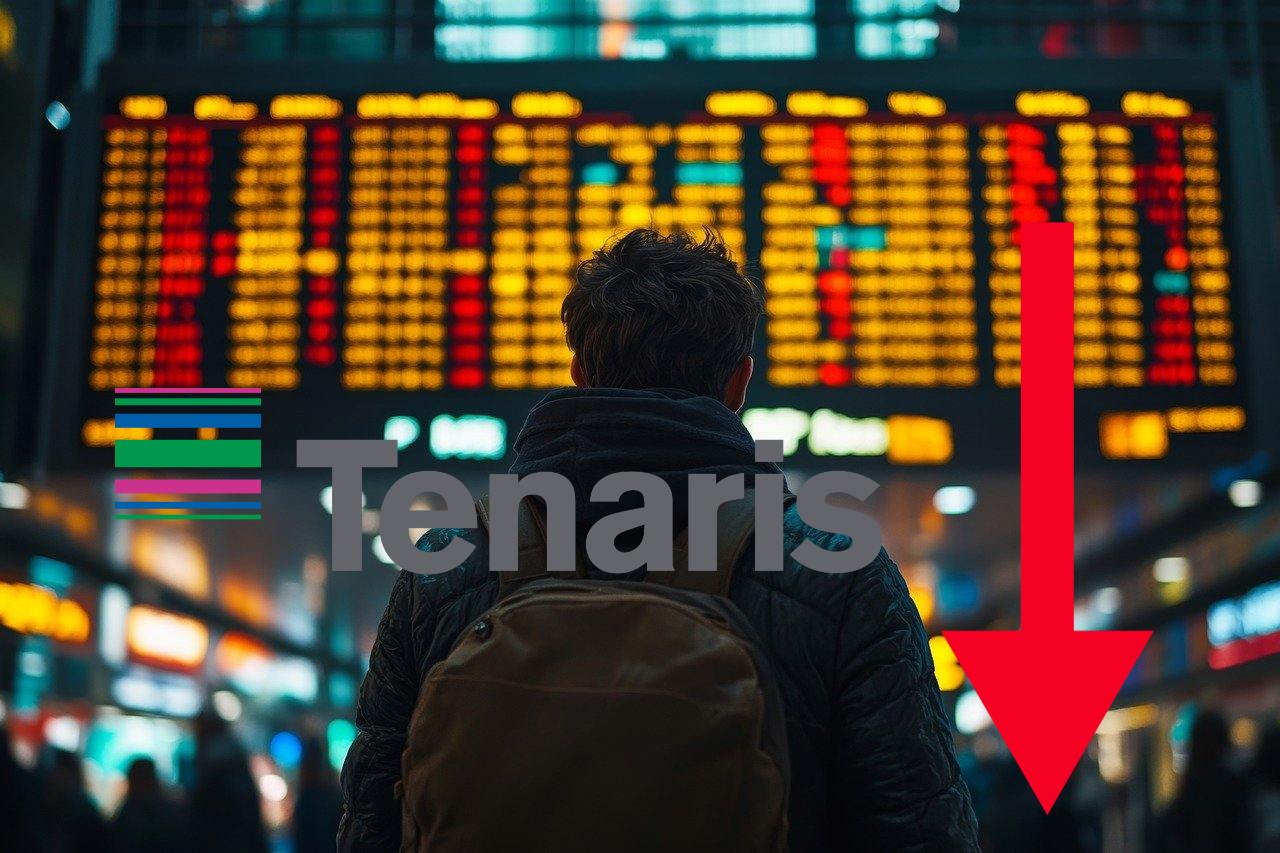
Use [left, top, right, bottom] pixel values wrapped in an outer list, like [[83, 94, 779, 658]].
[[1251, 723, 1280, 852], [0, 726, 38, 851], [338, 229, 979, 851], [189, 706, 269, 853], [39, 747, 109, 853], [292, 737, 343, 853], [111, 756, 186, 852], [1151, 708, 1249, 853]]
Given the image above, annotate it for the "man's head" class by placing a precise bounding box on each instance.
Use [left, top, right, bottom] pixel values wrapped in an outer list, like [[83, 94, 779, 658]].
[[562, 228, 763, 410]]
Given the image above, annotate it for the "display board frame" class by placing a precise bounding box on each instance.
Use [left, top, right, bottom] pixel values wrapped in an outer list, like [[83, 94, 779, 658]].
[[36, 58, 1280, 472]]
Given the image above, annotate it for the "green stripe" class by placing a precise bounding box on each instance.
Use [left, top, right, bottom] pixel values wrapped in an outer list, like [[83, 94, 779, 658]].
[[114, 513, 262, 521], [116, 439, 261, 468], [115, 397, 261, 406]]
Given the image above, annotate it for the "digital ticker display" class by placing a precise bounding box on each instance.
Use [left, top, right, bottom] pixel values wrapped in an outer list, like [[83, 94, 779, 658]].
[[68, 81, 1252, 468]]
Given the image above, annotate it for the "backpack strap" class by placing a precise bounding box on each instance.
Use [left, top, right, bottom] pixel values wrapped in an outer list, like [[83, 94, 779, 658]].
[[656, 493, 759, 597], [475, 495, 584, 593]]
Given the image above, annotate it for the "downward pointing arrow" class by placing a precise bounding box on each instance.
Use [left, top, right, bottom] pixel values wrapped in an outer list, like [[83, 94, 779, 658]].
[[944, 222, 1151, 813]]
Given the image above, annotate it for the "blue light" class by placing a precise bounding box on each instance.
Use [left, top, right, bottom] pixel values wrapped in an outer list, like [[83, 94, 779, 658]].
[[932, 485, 976, 515], [675, 162, 743, 185], [581, 162, 620, 185], [45, 101, 71, 131], [269, 730, 304, 769], [817, 225, 887, 252], [429, 414, 507, 460], [384, 415, 421, 450], [936, 572, 980, 616], [1154, 270, 1190, 293]]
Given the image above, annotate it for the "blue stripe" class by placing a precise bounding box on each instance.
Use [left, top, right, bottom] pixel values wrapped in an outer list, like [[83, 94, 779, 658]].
[[115, 413, 262, 429], [114, 501, 263, 509]]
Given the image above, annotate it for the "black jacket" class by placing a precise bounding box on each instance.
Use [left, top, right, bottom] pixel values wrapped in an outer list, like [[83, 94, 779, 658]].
[[339, 388, 979, 851]]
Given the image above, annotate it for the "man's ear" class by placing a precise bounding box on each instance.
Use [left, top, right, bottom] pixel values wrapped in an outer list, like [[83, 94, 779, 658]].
[[722, 356, 753, 412], [570, 354, 588, 388]]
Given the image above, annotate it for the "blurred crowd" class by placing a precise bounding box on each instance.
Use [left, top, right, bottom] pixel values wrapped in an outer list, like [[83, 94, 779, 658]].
[[967, 712, 1280, 852], [2, 704, 1280, 852], [0, 709, 341, 853]]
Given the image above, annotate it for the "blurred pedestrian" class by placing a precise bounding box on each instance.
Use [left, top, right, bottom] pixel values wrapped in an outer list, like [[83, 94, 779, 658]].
[[111, 756, 186, 852], [292, 737, 342, 853], [39, 747, 110, 853], [978, 757, 1053, 852], [1150, 709, 1250, 853], [189, 707, 269, 853], [1250, 723, 1280, 852], [0, 726, 38, 851]]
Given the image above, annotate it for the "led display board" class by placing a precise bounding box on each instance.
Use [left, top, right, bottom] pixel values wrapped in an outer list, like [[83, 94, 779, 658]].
[[48, 65, 1266, 469]]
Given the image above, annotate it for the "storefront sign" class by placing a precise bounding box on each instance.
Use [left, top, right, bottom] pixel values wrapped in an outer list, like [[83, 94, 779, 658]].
[[0, 581, 91, 643], [125, 605, 208, 669], [1207, 580, 1280, 669]]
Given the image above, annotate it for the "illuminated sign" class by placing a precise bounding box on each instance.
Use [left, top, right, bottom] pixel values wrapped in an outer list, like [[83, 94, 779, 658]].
[[743, 407, 889, 457], [1015, 90, 1091, 117], [130, 528, 211, 599], [1122, 91, 1191, 119], [954, 689, 992, 734], [1100, 406, 1245, 460], [929, 635, 965, 691], [1207, 581, 1280, 670], [0, 582, 91, 643], [212, 631, 318, 701], [214, 630, 273, 692], [0, 6, 15, 60], [429, 414, 507, 460], [57, 83, 1249, 468], [786, 91, 868, 118], [511, 91, 582, 118], [125, 605, 209, 669], [356, 92, 499, 119], [194, 95, 257, 121], [385, 415, 422, 449], [112, 666, 203, 716], [743, 407, 956, 464], [706, 90, 776, 117]]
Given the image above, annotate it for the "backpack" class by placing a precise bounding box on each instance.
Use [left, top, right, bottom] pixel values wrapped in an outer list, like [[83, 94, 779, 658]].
[[398, 491, 791, 852]]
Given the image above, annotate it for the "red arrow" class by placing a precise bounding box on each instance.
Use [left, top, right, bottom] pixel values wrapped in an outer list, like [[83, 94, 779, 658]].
[[944, 222, 1151, 812]]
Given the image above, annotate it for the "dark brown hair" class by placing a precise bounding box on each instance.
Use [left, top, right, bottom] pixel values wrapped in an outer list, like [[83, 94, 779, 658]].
[[562, 229, 763, 398]]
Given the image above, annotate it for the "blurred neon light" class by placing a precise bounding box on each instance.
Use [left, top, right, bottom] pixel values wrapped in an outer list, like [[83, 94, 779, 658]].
[[0, 582, 91, 643], [429, 414, 507, 460], [126, 605, 208, 669], [384, 415, 421, 450], [1207, 581, 1280, 669]]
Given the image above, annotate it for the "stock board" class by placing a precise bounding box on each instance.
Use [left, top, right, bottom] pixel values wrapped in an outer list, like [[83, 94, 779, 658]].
[[51, 64, 1262, 469]]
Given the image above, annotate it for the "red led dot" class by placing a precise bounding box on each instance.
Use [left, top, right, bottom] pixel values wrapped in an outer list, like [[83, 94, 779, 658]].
[[452, 298, 485, 320], [450, 366, 485, 388], [1165, 246, 1189, 271], [818, 363, 850, 386], [818, 271, 852, 296]]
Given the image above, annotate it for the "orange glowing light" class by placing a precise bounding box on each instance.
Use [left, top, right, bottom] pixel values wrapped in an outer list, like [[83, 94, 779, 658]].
[[126, 605, 209, 669]]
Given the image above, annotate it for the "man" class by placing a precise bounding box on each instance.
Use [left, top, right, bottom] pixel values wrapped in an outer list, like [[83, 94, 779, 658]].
[[339, 229, 979, 851]]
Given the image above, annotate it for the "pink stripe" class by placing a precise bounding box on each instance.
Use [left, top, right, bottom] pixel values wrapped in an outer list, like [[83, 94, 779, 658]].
[[114, 479, 262, 494], [115, 387, 262, 394]]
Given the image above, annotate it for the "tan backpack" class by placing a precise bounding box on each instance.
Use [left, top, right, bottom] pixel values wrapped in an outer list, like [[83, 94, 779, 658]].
[[398, 492, 791, 852]]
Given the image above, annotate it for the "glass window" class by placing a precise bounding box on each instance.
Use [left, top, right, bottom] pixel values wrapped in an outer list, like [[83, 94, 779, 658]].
[[296, 25, 388, 57]]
